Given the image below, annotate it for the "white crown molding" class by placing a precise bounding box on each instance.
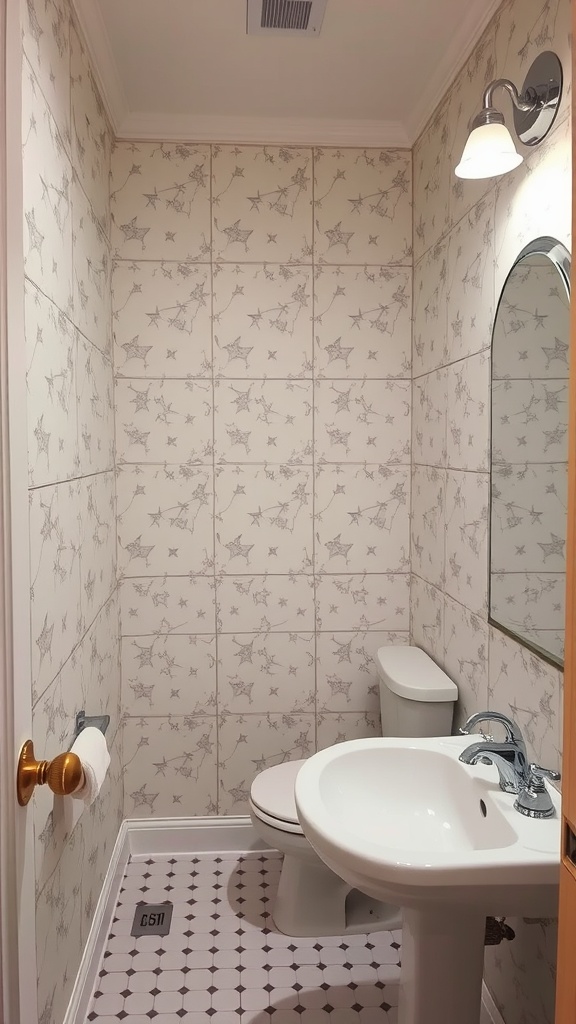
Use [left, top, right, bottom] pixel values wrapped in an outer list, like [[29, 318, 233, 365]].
[[405, 0, 504, 144], [71, 0, 128, 132], [115, 113, 411, 148], [72, 0, 501, 149]]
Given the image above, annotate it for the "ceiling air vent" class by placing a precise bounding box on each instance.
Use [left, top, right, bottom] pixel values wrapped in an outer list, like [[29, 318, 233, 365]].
[[247, 0, 328, 36]]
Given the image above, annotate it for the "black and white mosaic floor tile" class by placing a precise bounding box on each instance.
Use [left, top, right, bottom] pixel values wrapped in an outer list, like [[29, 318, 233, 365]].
[[87, 851, 401, 1023]]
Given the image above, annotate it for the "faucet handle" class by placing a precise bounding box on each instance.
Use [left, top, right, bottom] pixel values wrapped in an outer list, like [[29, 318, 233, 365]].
[[528, 764, 561, 786], [514, 763, 561, 819]]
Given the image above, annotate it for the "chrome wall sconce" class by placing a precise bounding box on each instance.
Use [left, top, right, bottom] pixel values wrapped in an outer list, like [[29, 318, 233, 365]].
[[455, 51, 563, 179]]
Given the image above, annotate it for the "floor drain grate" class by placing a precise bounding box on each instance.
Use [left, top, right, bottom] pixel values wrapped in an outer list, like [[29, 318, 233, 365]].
[[130, 902, 174, 937]]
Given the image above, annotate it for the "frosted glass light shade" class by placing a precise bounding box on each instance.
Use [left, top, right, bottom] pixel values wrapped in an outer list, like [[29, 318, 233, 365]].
[[455, 122, 523, 179]]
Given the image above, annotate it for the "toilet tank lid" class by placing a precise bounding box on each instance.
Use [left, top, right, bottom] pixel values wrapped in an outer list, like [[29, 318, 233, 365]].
[[376, 646, 458, 702]]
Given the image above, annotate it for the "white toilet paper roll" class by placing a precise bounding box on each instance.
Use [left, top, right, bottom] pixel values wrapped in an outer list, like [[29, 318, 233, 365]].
[[69, 726, 111, 806]]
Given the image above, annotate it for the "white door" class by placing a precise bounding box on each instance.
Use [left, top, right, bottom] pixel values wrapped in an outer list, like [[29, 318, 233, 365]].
[[0, 1, 38, 1021]]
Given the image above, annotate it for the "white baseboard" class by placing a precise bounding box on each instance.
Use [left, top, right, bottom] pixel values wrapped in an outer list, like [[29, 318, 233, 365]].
[[63, 820, 130, 1024], [64, 815, 507, 1024], [481, 982, 506, 1024], [126, 814, 268, 858]]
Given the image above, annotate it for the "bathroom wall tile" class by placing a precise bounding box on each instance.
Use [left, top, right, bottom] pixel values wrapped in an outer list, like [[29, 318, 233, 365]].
[[443, 596, 489, 732], [79, 471, 116, 627], [494, 116, 571, 297], [491, 256, 569, 383], [446, 351, 490, 472], [212, 145, 312, 263], [444, 470, 489, 616], [23, 58, 73, 317], [315, 573, 409, 632], [70, 24, 112, 236], [30, 479, 82, 702], [410, 466, 445, 588], [218, 712, 315, 813], [214, 378, 313, 464], [313, 265, 411, 380], [409, 574, 445, 665], [112, 260, 212, 379], [488, 626, 562, 771], [117, 463, 214, 577], [314, 148, 412, 266], [446, 196, 494, 364], [36, 823, 83, 1024], [215, 464, 313, 575], [412, 367, 447, 467], [413, 96, 452, 261], [490, 462, 567, 573], [317, 630, 408, 713], [25, 281, 77, 487], [85, 590, 122, 736], [111, 142, 211, 259], [33, 651, 85, 894], [317, 711, 381, 750], [218, 632, 315, 714], [123, 715, 218, 817], [315, 379, 411, 464], [315, 464, 410, 574], [216, 575, 315, 633], [122, 633, 217, 716], [412, 238, 449, 377], [448, 28, 496, 227], [76, 333, 115, 476], [72, 178, 112, 355], [213, 263, 313, 379], [33, 591, 121, 907], [120, 576, 216, 635], [484, 915, 558, 1024], [490, 571, 565, 665], [22, 0, 71, 154], [80, 731, 124, 943], [115, 378, 213, 465], [493, 369, 569, 440]]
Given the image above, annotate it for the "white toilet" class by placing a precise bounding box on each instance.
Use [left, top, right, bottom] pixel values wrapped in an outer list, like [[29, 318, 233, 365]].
[[249, 645, 458, 937]]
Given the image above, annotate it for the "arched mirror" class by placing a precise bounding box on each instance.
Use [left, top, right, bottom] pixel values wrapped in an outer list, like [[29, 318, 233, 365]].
[[489, 236, 570, 668]]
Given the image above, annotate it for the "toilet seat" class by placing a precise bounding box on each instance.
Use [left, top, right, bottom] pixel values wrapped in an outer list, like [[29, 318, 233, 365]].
[[250, 759, 306, 835]]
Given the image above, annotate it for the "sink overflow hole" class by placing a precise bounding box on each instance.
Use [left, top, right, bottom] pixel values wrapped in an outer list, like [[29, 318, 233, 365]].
[[479, 799, 487, 817]]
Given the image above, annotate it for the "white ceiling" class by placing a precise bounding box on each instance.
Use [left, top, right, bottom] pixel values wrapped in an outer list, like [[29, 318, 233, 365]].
[[75, 0, 500, 145]]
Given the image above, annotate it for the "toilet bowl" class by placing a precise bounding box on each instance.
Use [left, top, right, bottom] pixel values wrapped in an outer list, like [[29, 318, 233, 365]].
[[249, 645, 458, 937]]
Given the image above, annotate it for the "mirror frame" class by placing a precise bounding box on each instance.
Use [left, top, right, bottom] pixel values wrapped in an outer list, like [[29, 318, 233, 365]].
[[488, 235, 571, 670]]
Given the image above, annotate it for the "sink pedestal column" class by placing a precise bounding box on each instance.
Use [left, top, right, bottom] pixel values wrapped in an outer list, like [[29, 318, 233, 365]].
[[399, 906, 486, 1024]]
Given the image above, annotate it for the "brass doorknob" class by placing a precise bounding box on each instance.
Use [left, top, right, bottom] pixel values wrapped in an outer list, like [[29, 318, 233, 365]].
[[16, 739, 84, 806]]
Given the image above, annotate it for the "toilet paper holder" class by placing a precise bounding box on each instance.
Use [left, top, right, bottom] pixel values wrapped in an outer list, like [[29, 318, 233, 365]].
[[16, 710, 110, 806]]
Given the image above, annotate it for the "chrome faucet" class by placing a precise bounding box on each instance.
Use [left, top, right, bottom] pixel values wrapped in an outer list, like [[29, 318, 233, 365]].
[[458, 711, 528, 794], [459, 711, 561, 816]]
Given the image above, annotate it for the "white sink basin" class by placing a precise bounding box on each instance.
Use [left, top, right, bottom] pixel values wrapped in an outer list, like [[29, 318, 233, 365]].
[[295, 734, 561, 1024], [295, 734, 560, 913]]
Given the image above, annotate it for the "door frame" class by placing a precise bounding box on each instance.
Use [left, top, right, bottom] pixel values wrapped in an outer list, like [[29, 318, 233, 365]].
[[0, 1, 38, 1022]]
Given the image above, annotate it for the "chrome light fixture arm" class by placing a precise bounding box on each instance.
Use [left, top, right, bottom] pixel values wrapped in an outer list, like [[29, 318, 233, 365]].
[[482, 77, 537, 116]]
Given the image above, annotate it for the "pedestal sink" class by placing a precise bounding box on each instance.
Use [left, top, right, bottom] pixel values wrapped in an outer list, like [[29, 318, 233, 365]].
[[294, 735, 560, 1024]]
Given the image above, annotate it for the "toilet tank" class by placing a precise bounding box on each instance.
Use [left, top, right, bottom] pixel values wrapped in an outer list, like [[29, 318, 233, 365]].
[[375, 646, 458, 737]]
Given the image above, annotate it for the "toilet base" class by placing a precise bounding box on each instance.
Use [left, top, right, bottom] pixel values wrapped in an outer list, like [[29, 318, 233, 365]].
[[273, 852, 402, 937]]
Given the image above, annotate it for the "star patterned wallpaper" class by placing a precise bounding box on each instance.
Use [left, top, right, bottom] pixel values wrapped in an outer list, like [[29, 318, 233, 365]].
[[111, 141, 413, 819], [411, 0, 570, 1021], [17, 0, 572, 1022], [22, 2, 123, 1022]]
